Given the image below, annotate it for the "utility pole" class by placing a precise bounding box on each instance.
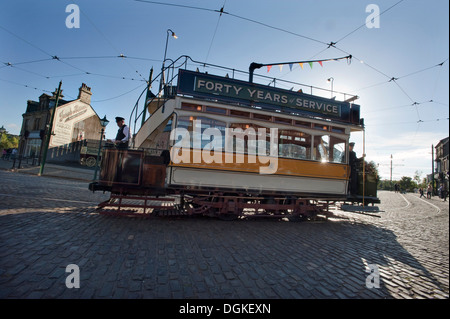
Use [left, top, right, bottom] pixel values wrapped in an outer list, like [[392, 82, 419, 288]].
[[390, 154, 393, 191], [39, 81, 62, 176], [141, 67, 154, 128]]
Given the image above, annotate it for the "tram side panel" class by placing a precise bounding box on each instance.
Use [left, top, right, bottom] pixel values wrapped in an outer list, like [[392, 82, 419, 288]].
[[167, 148, 350, 197]]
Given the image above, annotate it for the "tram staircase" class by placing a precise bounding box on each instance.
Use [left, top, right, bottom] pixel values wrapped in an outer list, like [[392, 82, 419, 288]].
[[133, 99, 175, 148]]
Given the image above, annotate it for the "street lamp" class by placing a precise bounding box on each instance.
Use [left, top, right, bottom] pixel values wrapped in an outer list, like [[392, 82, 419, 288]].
[[327, 77, 334, 99], [93, 115, 109, 181], [159, 29, 178, 95]]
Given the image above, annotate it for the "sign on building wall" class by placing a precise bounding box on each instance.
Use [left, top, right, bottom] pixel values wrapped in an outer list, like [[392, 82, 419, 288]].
[[50, 101, 95, 147]]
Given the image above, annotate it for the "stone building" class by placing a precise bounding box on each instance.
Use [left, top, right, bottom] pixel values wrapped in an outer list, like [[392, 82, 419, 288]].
[[435, 137, 449, 190], [19, 83, 102, 163]]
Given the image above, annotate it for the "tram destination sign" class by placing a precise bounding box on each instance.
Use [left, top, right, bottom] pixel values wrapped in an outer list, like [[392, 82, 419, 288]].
[[176, 69, 356, 120]]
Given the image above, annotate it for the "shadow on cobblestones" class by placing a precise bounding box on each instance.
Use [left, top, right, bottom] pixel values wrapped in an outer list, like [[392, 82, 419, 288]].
[[1, 205, 448, 299]]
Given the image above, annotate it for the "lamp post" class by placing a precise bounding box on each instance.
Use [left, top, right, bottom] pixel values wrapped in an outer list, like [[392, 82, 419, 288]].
[[159, 29, 177, 95], [93, 115, 109, 181], [327, 77, 334, 99]]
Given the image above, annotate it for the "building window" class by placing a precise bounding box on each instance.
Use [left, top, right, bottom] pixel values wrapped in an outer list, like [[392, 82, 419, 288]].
[[33, 118, 41, 130]]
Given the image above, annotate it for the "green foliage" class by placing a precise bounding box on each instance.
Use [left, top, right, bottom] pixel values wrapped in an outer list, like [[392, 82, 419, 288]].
[[378, 176, 420, 192], [399, 176, 415, 191], [0, 133, 19, 152], [364, 160, 380, 181]]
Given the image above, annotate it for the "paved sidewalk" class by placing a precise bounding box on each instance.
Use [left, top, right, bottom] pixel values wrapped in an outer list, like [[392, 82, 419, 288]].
[[0, 159, 95, 182]]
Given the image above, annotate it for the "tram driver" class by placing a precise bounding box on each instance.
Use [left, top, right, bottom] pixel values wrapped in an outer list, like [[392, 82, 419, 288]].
[[348, 142, 358, 196], [113, 116, 130, 150]]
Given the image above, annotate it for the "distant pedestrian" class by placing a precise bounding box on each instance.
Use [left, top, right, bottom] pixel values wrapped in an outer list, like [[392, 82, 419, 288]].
[[1, 149, 6, 160], [427, 184, 432, 199], [394, 183, 400, 193], [419, 188, 424, 198]]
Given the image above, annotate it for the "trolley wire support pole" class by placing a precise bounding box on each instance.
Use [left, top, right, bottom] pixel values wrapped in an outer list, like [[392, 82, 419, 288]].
[[38, 80, 62, 176], [141, 67, 154, 128], [362, 128, 366, 206]]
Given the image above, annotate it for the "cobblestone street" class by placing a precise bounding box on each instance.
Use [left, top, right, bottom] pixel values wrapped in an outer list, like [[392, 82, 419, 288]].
[[0, 170, 448, 299]]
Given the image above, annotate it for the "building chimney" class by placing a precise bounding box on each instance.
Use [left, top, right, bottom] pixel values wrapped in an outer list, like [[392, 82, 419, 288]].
[[78, 83, 92, 104]]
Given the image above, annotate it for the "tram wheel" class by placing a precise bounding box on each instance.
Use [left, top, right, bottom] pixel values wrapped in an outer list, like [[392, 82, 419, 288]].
[[86, 156, 96, 167]]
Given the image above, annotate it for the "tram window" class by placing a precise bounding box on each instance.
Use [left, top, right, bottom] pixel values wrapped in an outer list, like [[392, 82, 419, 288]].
[[205, 106, 227, 114], [331, 126, 345, 133], [253, 113, 272, 121], [274, 117, 292, 125], [230, 110, 251, 118], [228, 123, 270, 155], [313, 135, 329, 162], [278, 130, 311, 160], [313, 124, 329, 131], [181, 103, 202, 111], [295, 120, 311, 128], [329, 136, 347, 163], [176, 116, 226, 150]]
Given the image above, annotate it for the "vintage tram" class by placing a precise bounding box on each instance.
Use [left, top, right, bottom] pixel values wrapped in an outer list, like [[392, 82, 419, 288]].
[[89, 65, 379, 220]]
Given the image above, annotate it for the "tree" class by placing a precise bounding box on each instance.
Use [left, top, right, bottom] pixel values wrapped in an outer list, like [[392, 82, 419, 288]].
[[414, 170, 423, 187], [399, 176, 417, 192], [0, 133, 19, 152], [378, 179, 392, 190], [365, 160, 380, 181]]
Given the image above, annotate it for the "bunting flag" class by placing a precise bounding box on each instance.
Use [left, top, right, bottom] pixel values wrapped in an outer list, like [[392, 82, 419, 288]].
[[260, 55, 351, 73]]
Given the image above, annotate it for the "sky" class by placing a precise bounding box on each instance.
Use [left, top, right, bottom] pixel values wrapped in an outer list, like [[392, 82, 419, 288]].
[[1, 0, 448, 181]]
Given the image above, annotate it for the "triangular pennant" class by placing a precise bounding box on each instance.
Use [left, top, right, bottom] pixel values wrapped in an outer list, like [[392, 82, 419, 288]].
[[318, 61, 323, 67], [309, 62, 313, 69], [278, 64, 283, 72], [267, 65, 272, 72], [289, 63, 293, 71], [299, 62, 303, 69]]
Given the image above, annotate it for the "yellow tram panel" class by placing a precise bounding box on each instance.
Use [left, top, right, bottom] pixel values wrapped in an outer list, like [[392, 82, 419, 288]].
[[170, 149, 349, 181]]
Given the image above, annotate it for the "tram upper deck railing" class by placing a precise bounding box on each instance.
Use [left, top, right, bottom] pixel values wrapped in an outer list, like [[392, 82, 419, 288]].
[[129, 56, 361, 143]]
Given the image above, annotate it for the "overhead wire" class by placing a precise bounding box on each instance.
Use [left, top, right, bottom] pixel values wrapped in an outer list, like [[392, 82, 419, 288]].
[[204, 0, 227, 64], [2, 1, 447, 127], [367, 117, 449, 126], [0, 78, 54, 93], [0, 24, 90, 75], [91, 83, 147, 103], [134, 0, 328, 45], [72, 2, 148, 83], [335, 0, 406, 44]]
